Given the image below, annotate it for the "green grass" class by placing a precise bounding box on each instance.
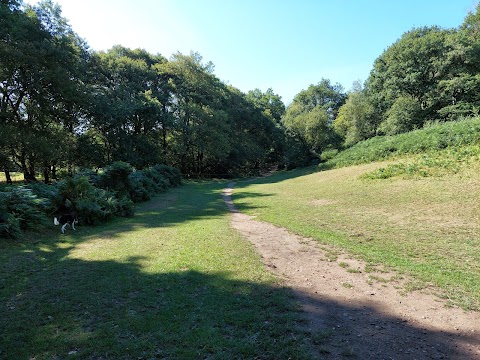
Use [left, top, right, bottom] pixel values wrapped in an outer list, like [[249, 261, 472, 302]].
[[362, 145, 480, 179], [233, 161, 480, 311], [0, 181, 312, 359], [0, 172, 24, 184]]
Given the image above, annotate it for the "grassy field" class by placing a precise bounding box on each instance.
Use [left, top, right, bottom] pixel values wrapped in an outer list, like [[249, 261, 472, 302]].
[[0, 172, 24, 184], [0, 181, 312, 359], [233, 160, 480, 311]]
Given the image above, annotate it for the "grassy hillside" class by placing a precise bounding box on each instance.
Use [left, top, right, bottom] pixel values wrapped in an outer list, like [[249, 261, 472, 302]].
[[324, 116, 480, 172], [234, 119, 480, 311], [0, 182, 312, 359]]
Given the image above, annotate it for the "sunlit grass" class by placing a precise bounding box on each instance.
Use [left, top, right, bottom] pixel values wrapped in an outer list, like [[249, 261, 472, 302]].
[[0, 181, 311, 359], [233, 161, 480, 310]]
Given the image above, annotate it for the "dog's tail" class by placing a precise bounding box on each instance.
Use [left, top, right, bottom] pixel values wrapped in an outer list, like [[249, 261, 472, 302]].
[[54, 217, 60, 226]]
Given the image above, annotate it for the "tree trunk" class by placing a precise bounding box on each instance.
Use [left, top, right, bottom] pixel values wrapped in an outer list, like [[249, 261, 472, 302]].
[[4, 170, 12, 184], [20, 154, 36, 182], [43, 164, 50, 184]]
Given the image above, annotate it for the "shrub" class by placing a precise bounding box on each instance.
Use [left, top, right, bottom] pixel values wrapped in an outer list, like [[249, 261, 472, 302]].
[[99, 161, 134, 196], [0, 204, 21, 239], [151, 164, 182, 187], [55, 175, 135, 225], [128, 171, 155, 202], [0, 187, 49, 238]]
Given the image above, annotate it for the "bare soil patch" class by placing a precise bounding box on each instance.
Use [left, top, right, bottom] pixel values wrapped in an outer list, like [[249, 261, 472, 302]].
[[223, 183, 480, 359]]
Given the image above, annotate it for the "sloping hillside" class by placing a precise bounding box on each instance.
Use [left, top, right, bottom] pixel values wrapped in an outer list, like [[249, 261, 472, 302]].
[[234, 120, 480, 310]]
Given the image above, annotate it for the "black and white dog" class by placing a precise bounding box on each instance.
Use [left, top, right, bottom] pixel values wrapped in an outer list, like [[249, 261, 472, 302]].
[[54, 214, 78, 234]]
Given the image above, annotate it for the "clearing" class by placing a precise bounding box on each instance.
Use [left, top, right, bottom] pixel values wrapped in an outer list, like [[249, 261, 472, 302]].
[[223, 172, 480, 358]]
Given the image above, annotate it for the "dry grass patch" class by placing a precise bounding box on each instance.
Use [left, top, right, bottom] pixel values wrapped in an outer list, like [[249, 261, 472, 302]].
[[233, 161, 480, 310]]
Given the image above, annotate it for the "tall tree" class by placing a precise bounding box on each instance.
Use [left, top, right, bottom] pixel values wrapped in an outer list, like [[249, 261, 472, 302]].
[[365, 26, 454, 133], [87, 46, 168, 168], [333, 81, 375, 146], [436, 4, 480, 119], [282, 79, 345, 154], [0, 0, 89, 182], [246, 88, 285, 122]]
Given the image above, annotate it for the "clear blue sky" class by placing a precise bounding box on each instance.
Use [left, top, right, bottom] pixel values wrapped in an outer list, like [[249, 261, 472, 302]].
[[26, 0, 479, 104]]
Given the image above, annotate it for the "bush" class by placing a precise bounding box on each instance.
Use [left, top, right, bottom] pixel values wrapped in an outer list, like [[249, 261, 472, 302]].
[[55, 175, 134, 225], [0, 206, 21, 239], [128, 171, 155, 202], [151, 164, 182, 187], [0, 187, 49, 238], [1, 162, 180, 239], [99, 161, 134, 197], [326, 116, 480, 169]]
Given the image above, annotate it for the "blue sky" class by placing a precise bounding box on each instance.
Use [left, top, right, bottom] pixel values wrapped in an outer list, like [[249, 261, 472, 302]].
[[26, 0, 479, 103]]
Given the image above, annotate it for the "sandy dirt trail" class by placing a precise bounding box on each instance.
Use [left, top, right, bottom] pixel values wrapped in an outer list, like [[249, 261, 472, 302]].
[[222, 183, 480, 359]]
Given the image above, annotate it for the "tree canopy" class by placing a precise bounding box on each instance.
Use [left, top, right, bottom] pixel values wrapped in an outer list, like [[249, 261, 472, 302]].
[[0, 0, 289, 181], [333, 4, 480, 145], [2, 1, 480, 182]]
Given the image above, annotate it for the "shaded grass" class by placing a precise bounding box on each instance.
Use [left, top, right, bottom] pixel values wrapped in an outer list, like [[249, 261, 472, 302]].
[[233, 162, 480, 310], [0, 181, 311, 359]]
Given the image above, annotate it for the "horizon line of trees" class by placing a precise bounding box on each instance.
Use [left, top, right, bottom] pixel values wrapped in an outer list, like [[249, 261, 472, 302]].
[[2, 0, 480, 184], [0, 0, 292, 183]]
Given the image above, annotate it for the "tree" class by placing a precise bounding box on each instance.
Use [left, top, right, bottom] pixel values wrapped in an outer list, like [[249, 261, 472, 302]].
[[282, 79, 345, 155], [378, 96, 422, 135], [334, 82, 375, 146], [0, 0, 89, 182], [436, 4, 480, 119], [159, 52, 233, 175], [246, 88, 285, 122], [365, 26, 454, 132], [87, 46, 168, 168]]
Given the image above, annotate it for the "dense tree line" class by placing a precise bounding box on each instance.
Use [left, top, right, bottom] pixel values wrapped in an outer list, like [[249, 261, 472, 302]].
[[0, 0, 295, 183], [3, 1, 480, 183], [283, 4, 480, 154]]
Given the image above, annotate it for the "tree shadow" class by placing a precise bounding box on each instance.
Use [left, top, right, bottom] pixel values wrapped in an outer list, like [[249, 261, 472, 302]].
[[2, 179, 478, 359], [1, 242, 311, 359], [295, 289, 480, 359], [2, 241, 478, 359], [241, 166, 320, 186]]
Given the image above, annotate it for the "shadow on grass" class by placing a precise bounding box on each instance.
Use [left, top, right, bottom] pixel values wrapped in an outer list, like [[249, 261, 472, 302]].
[[1, 245, 478, 359], [1, 179, 478, 359], [0, 246, 309, 358]]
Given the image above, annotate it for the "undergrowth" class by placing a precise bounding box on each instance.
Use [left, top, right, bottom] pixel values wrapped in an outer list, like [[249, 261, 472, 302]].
[[324, 116, 480, 170]]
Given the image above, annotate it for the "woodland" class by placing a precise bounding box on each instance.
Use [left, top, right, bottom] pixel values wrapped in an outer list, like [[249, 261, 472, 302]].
[[2, 1, 480, 181]]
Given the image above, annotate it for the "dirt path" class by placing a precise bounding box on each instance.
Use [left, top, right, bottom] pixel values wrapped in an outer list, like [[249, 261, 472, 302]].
[[222, 183, 480, 359]]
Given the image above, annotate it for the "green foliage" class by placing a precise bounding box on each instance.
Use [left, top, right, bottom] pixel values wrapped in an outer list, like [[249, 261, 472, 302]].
[[0, 187, 49, 238], [0, 161, 180, 238], [151, 164, 182, 187], [362, 145, 480, 179], [333, 84, 375, 146], [56, 174, 134, 225], [0, 209, 20, 239], [378, 96, 423, 135], [98, 161, 134, 196], [283, 79, 346, 154], [325, 116, 480, 169]]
